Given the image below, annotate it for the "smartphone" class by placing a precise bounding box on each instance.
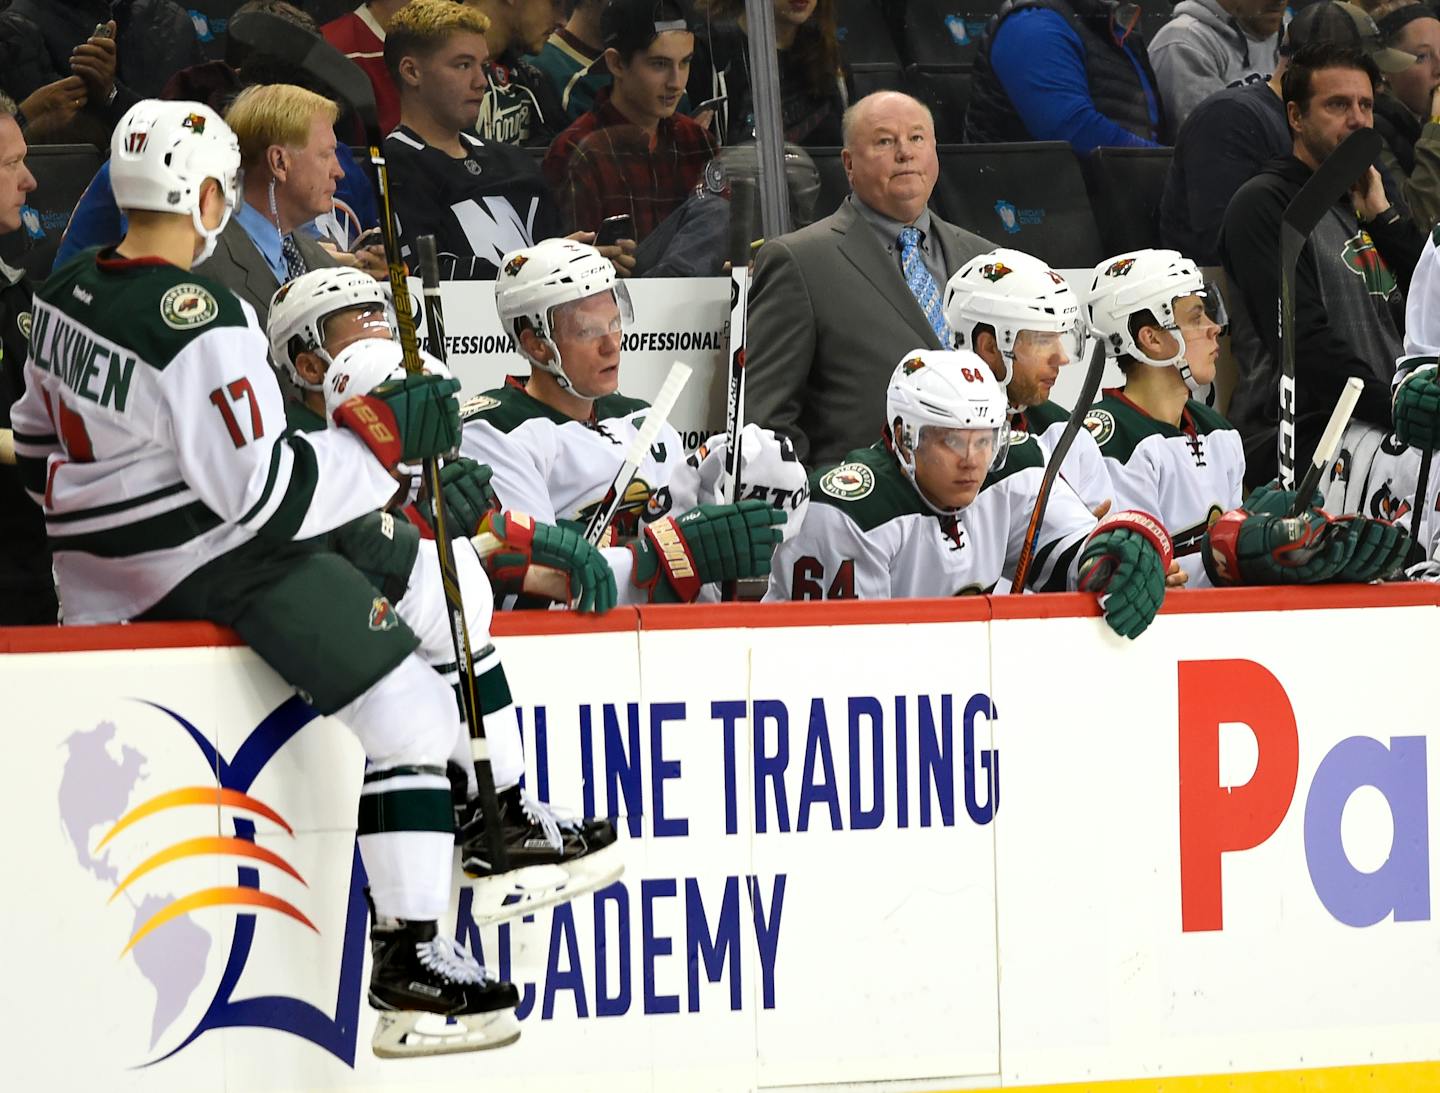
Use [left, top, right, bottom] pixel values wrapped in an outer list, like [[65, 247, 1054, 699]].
[[595, 214, 634, 248], [92, 22, 114, 39], [348, 227, 383, 253], [692, 95, 726, 116]]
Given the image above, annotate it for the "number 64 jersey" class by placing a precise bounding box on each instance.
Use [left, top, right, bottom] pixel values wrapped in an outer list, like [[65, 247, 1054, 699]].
[[9, 251, 398, 623], [765, 438, 1096, 600]]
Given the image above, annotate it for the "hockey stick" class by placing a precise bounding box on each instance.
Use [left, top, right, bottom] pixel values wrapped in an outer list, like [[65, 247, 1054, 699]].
[[1010, 338, 1107, 592], [1412, 450, 1433, 553], [584, 361, 693, 545], [230, 13, 510, 869], [1278, 127, 1382, 489], [720, 178, 756, 601], [416, 235, 507, 872], [1289, 376, 1362, 516]]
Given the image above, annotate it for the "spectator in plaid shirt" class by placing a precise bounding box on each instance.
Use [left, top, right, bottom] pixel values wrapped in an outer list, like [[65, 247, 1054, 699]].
[[542, 0, 716, 243]]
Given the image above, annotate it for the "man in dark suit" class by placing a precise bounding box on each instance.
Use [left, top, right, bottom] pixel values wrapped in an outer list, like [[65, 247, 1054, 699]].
[[745, 91, 994, 467], [197, 82, 375, 325]]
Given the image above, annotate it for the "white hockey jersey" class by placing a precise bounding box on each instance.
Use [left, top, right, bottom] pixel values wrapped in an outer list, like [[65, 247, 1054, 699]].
[[9, 252, 397, 623], [1015, 398, 1112, 511], [1083, 389, 1244, 588], [765, 439, 1096, 600], [458, 378, 688, 597]]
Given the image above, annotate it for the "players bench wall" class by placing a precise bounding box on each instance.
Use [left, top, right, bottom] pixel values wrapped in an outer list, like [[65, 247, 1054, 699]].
[[6, 584, 1440, 1092], [408, 273, 1242, 445]]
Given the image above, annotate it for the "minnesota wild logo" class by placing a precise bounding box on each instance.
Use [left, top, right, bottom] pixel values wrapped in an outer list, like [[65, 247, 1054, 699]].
[[1341, 230, 1398, 299], [1104, 258, 1136, 278], [502, 254, 528, 277], [980, 262, 1013, 282]]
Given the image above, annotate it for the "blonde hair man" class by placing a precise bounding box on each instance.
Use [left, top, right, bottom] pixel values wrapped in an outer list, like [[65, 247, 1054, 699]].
[[199, 83, 371, 323]]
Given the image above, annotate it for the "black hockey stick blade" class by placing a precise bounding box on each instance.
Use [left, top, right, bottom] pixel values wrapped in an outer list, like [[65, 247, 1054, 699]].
[[226, 10, 378, 136], [1411, 449, 1432, 553], [1277, 128, 1382, 488], [1010, 337, 1107, 592]]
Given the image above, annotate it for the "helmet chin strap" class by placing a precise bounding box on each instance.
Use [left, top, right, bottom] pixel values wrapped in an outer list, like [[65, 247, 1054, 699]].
[[192, 204, 230, 265], [1132, 328, 1203, 393]]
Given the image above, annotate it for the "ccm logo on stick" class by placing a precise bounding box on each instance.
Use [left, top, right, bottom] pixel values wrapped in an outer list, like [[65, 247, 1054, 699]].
[[1177, 659, 1427, 932]]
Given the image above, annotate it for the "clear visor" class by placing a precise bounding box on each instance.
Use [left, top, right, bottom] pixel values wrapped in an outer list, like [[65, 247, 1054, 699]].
[[1172, 284, 1228, 334], [918, 424, 1002, 462], [550, 283, 634, 342], [321, 301, 394, 348], [1014, 321, 1086, 363]]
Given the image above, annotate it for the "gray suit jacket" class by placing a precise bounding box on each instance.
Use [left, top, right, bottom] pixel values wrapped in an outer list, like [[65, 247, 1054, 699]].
[[745, 198, 993, 468], [197, 218, 339, 327]]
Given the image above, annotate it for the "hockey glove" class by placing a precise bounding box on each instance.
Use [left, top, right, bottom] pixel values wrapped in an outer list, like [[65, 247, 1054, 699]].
[[1076, 510, 1172, 640], [1243, 477, 1324, 518], [1202, 507, 1358, 586], [1393, 363, 1440, 451], [475, 510, 617, 614], [329, 510, 421, 604], [1334, 515, 1411, 582], [435, 458, 499, 536], [333, 373, 461, 470], [627, 500, 785, 603]]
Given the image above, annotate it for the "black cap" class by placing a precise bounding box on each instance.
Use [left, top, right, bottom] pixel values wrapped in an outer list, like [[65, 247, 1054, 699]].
[[601, 0, 690, 56], [1282, 1, 1418, 73]]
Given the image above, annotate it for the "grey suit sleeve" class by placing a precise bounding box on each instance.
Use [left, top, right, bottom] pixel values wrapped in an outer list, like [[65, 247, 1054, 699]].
[[744, 236, 817, 465]]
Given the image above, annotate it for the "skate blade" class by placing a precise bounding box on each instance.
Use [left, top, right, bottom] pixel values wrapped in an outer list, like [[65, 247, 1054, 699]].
[[371, 1007, 521, 1058], [469, 843, 626, 924]]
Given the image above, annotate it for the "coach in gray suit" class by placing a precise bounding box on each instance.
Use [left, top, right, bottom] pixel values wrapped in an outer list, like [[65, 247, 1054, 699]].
[[745, 91, 993, 466], [200, 218, 340, 326]]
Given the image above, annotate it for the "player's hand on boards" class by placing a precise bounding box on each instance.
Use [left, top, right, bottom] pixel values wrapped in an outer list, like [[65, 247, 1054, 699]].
[[436, 458, 499, 535], [1333, 515, 1411, 582], [1076, 510, 1172, 640], [1202, 507, 1357, 586], [1393, 364, 1440, 450], [627, 500, 785, 602], [475, 510, 617, 613], [1164, 559, 1188, 588], [333, 373, 461, 470]]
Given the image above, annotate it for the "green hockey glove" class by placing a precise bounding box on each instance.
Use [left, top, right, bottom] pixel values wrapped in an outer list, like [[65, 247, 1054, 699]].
[[1202, 507, 1358, 585], [1076, 510, 1172, 640], [1243, 477, 1324, 518], [476, 510, 617, 614], [1393, 363, 1440, 450], [333, 372, 461, 469], [1334, 515, 1411, 582], [329, 510, 420, 603], [435, 458, 499, 535], [627, 500, 785, 603]]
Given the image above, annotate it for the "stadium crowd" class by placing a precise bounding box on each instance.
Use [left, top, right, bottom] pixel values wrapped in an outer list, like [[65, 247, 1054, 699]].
[[3, 0, 1440, 628]]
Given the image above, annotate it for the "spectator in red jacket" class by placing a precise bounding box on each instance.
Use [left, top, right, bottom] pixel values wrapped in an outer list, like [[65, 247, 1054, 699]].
[[322, 0, 413, 134]]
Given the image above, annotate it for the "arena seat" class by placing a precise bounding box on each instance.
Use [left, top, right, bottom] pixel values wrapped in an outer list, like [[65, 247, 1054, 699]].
[[0, 145, 104, 283], [807, 146, 851, 221], [907, 67, 973, 143], [1083, 145, 1173, 256], [930, 141, 1103, 267], [835, 0, 907, 99]]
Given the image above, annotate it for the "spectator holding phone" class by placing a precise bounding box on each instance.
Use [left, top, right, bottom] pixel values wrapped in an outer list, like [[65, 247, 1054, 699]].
[[688, 0, 848, 146]]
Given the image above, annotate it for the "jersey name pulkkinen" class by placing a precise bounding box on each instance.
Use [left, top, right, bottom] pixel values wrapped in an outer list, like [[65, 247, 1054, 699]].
[[765, 439, 1095, 600], [1083, 389, 1244, 587]]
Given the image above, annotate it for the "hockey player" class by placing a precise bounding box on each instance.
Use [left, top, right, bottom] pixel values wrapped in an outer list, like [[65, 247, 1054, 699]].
[[1083, 248, 1408, 588], [10, 100, 516, 1059], [766, 348, 1173, 640], [944, 247, 1113, 511], [462, 236, 795, 604]]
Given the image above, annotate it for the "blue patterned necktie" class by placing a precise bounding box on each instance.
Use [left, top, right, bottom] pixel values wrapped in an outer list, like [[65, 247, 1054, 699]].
[[282, 233, 308, 281], [898, 225, 949, 344]]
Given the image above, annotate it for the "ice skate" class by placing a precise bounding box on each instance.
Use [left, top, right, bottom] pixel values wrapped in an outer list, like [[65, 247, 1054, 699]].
[[459, 785, 625, 924], [368, 919, 521, 1058]]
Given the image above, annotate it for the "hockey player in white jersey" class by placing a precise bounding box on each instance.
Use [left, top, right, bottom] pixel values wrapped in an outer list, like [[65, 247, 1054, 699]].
[[1388, 227, 1440, 557], [10, 100, 519, 1058], [944, 247, 1112, 511], [462, 237, 790, 604], [1084, 248, 1407, 588], [766, 348, 1174, 639]]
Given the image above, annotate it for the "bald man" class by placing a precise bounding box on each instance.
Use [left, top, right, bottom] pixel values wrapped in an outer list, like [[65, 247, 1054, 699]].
[[744, 91, 994, 467]]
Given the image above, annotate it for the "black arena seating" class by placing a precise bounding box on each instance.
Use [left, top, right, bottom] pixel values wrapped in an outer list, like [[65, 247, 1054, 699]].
[[0, 144, 104, 283], [836, 0, 907, 98], [1083, 145, 1173, 256]]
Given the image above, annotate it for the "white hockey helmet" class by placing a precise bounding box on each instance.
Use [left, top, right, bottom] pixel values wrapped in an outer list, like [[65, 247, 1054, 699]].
[[322, 337, 450, 423], [1084, 249, 1226, 391], [886, 349, 1010, 512], [943, 248, 1085, 388], [493, 238, 633, 395], [268, 267, 393, 391], [110, 100, 241, 263]]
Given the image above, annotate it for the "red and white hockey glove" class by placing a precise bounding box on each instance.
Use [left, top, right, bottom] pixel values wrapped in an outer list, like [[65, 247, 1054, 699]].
[[333, 373, 461, 471]]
